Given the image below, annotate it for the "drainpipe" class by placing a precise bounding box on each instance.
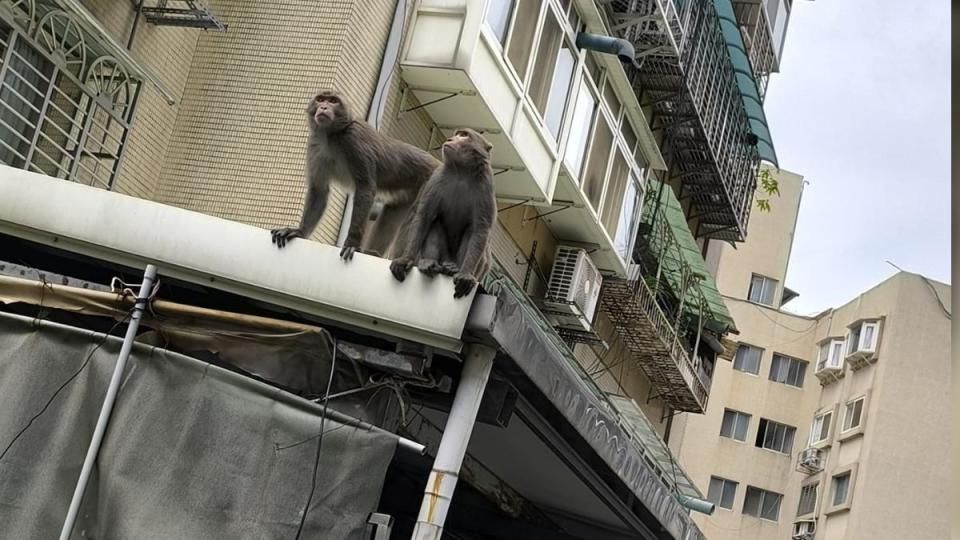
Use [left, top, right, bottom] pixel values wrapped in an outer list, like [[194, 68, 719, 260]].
[[411, 343, 496, 540], [337, 0, 408, 246]]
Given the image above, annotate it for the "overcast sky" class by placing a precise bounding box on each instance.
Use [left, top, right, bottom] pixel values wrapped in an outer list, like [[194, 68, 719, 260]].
[[763, 0, 951, 316]]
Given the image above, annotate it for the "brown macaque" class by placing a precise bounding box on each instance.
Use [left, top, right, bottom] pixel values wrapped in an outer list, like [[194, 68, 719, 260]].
[[271, 90, 439, 260], [390, 128, 495, 298]]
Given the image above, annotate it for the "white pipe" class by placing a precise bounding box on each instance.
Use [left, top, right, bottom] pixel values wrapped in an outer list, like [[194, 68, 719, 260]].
[[412, 343, 495, 540], [59, 264, 158, 540]]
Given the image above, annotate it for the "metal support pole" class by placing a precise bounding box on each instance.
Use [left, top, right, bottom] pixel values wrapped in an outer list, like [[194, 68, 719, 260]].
[[59, 264, 157, 540], [411, 343, 495, 540]]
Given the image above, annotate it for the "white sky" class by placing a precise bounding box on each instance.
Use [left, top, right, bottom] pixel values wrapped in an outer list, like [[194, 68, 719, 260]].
[[763, 0, 951, 316]]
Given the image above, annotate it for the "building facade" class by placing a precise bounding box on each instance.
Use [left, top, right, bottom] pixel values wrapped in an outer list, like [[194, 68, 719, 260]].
[[671, 167, 952, 540], [0, 0, 795, 538]]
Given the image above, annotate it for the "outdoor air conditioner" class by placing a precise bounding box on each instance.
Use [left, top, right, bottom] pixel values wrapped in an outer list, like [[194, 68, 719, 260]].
[[541, 246, 602, 332], [798, 447, 823, 473], [792, 519, 816, 540]]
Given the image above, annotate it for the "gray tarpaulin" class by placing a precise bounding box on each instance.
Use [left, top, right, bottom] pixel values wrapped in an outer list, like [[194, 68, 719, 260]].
[[0, 311, 397, 539]]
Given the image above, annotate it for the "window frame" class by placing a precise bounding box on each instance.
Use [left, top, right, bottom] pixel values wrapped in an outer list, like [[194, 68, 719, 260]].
[[825, 463, 859, 514], [707, 476, 739, 511], [720, 408, 752, 442], [755, 418, 796, 455], [796, 481, 819, 517], [748, 273, 778, 306], [742, 486, 783, 522], [839, 395, 867, 440], [768, 353, 806, 388], [846, 319, 881, 356], [808, 409, 834, 447], [733, 343, 763, 376], [815, 338, 845, 373]]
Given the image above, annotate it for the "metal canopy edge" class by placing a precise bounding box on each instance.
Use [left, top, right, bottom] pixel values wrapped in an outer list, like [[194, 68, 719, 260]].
[[0, 167, 472, 352]]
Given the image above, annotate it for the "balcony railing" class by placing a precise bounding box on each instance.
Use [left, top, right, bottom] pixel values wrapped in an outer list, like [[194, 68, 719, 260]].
[[732, 1, 777, 99], [601, 0, 769, 242], [0, 1, 143, 190]]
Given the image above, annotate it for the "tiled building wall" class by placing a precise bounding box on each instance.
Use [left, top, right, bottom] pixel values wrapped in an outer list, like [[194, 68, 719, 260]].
[[81, 0, 200, 200], [153, 0, 394, 244]]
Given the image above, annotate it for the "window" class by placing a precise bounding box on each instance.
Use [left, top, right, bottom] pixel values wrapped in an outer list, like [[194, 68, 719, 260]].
[[612, 174, 642, 260], [527, 12, 574, 139], [720, 409, 751, 442], [599, 148, 629, 235], [600, 79, 621, 118], [541, 36, 575, 139], [743, 486, 782, 521], [842, 397, 864, 432], [808, 411, 832, 445], [831, 472, 851, 506], [563, 81, 596, 177], [733, 344, 763, 375], [769, 354, 806, 388], [748, 274, 778, 305], [797, 483, 818, 516], [707, 476, 738, 510], [846, 320, 880, 355], [755, 418, 796, 455], [581, 114, 613, 212], [505, 0, 540, 78], [816, 339, 844, 372], [485, 0, 514, 44]]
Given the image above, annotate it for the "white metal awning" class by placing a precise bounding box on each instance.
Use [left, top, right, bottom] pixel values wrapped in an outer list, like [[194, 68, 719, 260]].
[[0, 166, 474, 351]]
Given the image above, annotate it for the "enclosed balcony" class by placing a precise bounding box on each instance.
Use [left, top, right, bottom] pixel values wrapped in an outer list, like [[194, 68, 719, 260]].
[[601, 0, 778, 242], [599, 179, 735, 413]]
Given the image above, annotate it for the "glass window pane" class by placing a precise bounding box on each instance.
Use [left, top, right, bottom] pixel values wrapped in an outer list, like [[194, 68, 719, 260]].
[[601, 79, 620, 118], [505, 0, 540, 79], [584, 52, 601, 82], [734, 345, 761, 375], [743, 487, 762, 516], [543, 39, 575, 138], [749, 275, 764, 303], [485, 0, 514, 44], [862, 324, 876, 349], [734, 412, 749, 441], [721, 481, 737, 509], [621, 117, 638, 155], [720, 410, 735, 438], [613, 176, 640, 259], [528, 15, 563, 115], [582, 116, 613, 212], [783, 427, 795, 454], [760, 492, 781, 520], [600, 149, 629, 235], [564, 82, 596, 178], [821, 412, 832, 440], [832, 473, 850, 506]]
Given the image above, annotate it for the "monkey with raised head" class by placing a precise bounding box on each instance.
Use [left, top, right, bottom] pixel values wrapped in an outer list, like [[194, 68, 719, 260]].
[[271, 90, 439, 259], [390, 128, 495, 298]]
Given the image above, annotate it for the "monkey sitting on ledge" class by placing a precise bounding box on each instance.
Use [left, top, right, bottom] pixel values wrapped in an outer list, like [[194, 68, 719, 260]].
[[390, 128, 495, 299], [271, 90, 439, 260]]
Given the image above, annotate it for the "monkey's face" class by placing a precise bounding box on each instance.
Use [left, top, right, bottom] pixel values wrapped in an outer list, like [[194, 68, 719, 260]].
[[442, 129, 493, 165], [307, 91, 350, 131]]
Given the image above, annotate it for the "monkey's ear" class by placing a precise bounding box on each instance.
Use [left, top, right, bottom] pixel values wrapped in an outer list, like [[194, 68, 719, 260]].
[[483, 139, 493, 152]]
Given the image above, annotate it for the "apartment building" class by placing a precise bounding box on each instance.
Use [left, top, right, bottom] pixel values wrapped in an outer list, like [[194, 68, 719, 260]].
[[671, 167, 952, 540], [0, 1, 793, 538]]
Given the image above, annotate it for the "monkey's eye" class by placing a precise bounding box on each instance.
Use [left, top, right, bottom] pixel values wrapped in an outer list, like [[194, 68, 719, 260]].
[[455, 130, 467, 137], [329, 97, 340, 104]]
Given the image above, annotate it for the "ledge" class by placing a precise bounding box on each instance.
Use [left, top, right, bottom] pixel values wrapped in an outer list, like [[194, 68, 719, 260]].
[[0, 167, 474, 352]]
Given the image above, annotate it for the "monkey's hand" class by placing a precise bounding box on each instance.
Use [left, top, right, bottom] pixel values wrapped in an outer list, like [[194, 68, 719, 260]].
[[453, 272, 477, 299], [340, 244, 360, 261], [439, 262, 459, 276], [271, 227, 303, 248], [417, 258, 442, 277], [390, 257, 414, 281]]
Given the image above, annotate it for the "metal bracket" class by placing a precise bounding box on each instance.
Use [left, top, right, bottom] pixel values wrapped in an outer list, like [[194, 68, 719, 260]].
[[367, 513, 394, 540], [520, 205, 572, 225]]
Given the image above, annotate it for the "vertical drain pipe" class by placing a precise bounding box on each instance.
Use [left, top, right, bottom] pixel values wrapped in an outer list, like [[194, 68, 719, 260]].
[[412, 343, 496, 540], [60, 264, 157, 540]]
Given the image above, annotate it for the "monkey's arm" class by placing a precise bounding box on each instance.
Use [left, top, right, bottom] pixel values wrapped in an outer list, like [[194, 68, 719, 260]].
[[340, 164, 376, 261], [389, 186, 439, 281], [271, 181, 329, 248]]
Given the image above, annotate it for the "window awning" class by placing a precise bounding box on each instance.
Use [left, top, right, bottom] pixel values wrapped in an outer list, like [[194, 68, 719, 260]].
[[38, 0, 177, 103], [714, 0, 777, 165], [644, 180, 736, 333]]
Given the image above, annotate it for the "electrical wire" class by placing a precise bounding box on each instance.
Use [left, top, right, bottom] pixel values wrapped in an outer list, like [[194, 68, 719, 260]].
[[293, 336, 338, 539], [0, 314, 131, 463], [920, 275, 951, 320]]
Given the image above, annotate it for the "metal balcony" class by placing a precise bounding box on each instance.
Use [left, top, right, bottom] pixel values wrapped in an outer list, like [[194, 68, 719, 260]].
[[598, 180, 734, 413], [600, 0, 777, 242]]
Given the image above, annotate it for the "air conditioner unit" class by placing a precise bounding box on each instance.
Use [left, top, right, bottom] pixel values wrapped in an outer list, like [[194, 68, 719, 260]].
[[541, 246, 602, 332], [797, 447, 823, 473], [792, 519, 816, 540]]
